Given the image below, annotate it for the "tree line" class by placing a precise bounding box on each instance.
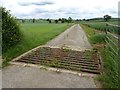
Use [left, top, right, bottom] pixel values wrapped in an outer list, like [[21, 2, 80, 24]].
[[46, 17, 73, 23], [20, 17, 73, 23], [20, 14, 112, 23]]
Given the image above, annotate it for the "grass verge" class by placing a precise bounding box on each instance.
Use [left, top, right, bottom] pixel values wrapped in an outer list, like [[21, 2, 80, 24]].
[[97, 46, 119, 88], [80, 24, 105, 45], [80, 24, 119, 88]]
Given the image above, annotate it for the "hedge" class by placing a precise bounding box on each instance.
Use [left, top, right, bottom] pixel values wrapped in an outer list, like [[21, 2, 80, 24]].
[[2, 7, 22, 52]]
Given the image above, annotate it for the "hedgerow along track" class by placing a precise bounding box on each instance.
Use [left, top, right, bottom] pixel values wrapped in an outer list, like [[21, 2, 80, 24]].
[[12, 46, 101, 74]]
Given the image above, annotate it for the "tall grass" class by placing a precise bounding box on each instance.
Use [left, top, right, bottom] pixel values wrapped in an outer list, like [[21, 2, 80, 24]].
[[90, 34, 106, 44], [80, 24, 119, 88], [2, 23, 72, 67], [80, 24, 105, 44], [98, 45, 119, 88]]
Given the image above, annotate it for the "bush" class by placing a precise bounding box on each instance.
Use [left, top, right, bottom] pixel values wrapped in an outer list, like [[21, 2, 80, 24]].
[[90, 33, 106, 44], [2, 7, 22, 52]]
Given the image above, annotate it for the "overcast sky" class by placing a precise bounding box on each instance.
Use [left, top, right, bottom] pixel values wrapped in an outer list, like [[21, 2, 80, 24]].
[[1, 0, 119, 19]]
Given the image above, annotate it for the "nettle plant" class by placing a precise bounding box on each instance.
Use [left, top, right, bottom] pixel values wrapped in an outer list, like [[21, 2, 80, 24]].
[[2, 7, 22, 52]]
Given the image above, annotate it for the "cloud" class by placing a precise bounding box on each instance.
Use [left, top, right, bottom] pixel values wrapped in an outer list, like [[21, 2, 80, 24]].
[[31, 2, 54, 6], [18, 3, 30, 6], [18, 1, 54, 6], [33, 8, 49, 13], [2, 0, 119, 19]]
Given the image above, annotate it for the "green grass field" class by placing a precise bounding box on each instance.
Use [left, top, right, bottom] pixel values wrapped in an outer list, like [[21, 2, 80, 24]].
[[80, 20, 118, 34], [3, 23, 72, 67]]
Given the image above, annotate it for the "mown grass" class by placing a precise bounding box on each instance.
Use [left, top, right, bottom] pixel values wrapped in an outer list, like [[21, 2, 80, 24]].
[[80, 23, 119, 88], [2, 23, 72, 67]]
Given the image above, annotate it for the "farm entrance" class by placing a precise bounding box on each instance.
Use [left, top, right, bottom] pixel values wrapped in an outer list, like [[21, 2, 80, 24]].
[[13, 46, 101, 74]]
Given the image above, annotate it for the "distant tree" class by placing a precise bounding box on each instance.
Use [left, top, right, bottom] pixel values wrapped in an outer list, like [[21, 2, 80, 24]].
[[33, 18, 35, 23], [22, 19, 25, 23], [104, 15, 111, 21], [61, 18, 65, 23], [64, 18, 68, 22], [61, 20, 64, 23], [76, 19, 79, 21], [68, 17, 72, 23], [58, 18, 61, 21], [54, 20, 58, 23], [83, 19, 86, 21], [46, 18, 49, 21], [86, 19, 90, 21], [49, 20, 51, 23]]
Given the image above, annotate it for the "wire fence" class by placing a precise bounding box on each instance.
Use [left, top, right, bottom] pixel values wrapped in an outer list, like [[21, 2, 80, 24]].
[[105, 23, 119, 69], [105, 23, 119, 55]]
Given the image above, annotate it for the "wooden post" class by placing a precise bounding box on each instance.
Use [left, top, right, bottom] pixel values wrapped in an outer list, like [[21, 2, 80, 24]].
[[104, 23, 108, 48], [105, 23, 108, 34]]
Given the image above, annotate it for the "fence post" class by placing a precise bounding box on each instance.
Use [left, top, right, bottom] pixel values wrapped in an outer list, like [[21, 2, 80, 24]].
[[105, 23, 108, 34], [104, 23, 108, 48]]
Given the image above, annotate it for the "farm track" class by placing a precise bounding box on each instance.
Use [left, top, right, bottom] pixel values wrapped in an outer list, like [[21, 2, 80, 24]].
[[3, 24, 101, 88], [46, 24, 92, 51], [11, 24, 101, 74]]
